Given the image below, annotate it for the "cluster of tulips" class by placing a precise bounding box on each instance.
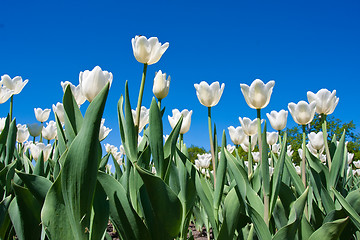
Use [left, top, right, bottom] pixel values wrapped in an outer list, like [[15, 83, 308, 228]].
[[0, 35, 358, 240]]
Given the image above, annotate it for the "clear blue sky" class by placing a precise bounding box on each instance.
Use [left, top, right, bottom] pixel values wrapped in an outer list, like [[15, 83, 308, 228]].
[[0, 0, 359, 151]]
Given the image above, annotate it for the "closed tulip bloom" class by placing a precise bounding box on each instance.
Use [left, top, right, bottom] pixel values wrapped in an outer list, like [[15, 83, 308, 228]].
[[271, 143, 280, 154], [348, 153, 354, 165], [195, 153, 212, 169], [287, 145, 294, 157], [252, 152, 261, 163], [266, 131, 278, 146], [168, 109, 193, 134], [0, 86, 14, 104], [27, 123, 43, 137], [240, 134, 258, 152], [61, 81, 86, 106], [34, 108, 51, 123], [153, 70, 170, 100], [131, 36, 169, 65], [52, 102, 65, 123], [228, 126, 246, 145], [194, 81, 225, 107], [79, 66, 113, 102], [308, 132, 325, 151], [288, 101, 316, 125], [1, 74, 28, 95], [16, 124, 30, 143], [307, 89, 339, 115], [29, 142, 52, 161], [42, 121, 57, 140], [240, 79, 275, 109], [239, 117, 262, 136], [307, 143, 321, 156], [353, 160, 360, 169], [266, 110, 288, 131], [99, 119, 112, 141], [132, 106, 150, 132]]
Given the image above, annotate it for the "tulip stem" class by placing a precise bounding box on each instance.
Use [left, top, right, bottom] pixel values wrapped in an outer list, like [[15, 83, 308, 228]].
[[301, 125, 307, 187], [321, 114, 332, 170], [135, 63, 148, 133], [278, 130, 282, 145], [248, 136, 253, 176], [208, 107, 216, 186], [158, 98, 162, 111], [9, 95, 13, 120]]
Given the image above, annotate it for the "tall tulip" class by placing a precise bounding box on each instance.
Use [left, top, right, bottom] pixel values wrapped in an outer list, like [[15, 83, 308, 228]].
[[79, 66, 113, 102], [194, 81, 225, 186], [1, 74, 28, 119], [227, 126, 246, 146], [240, 79, 275, 110], [16, 124, 30, 144], [61, 81, 86, 106], [168, 109, 193, 135], [153, 70, 170, 102], [266, 110, 288, 131], [239, 117, 261, 136]]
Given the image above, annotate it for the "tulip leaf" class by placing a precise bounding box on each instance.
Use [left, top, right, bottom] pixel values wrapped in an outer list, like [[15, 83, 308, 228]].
[[89, 181, 109, 240], [149, 97, 166, 179], [98, 152, 111, 171], [308, 217, 348, 240], [163, 115, 182, 160], [55, 113, 67, 155], [329, 131, 346, 190], [246, 204, 271, 240], [33, 152, 45, 177], [15, 170, 52, 204], [4, 118, 16, 166], [214, 131, 227, 220], [284, 155, 305, 195], [8, 183, 42, 240], [62, 85, 83, 144], [0, 115, 10, 158], [97, 171, 151, 240], [0, 196, 12, 239], [60, 83, 109, 239], [135, 164, 183, 239], [261, 122, 270, 196]]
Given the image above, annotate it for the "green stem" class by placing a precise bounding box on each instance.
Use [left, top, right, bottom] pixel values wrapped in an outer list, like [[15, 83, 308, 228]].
[[9, 95, 13, 120], [208, 107, 216, 186], [135, 63, 148, 133], [248, 136, 253, 176], [179, 134, 183, 151], [301, 125, 307, 187], [321, 114, 332, 169], [157, 98, 162, 111], [278, 130, 282, 145]]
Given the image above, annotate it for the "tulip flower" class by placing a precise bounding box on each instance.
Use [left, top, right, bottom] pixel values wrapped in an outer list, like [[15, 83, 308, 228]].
[[288, 101, 316, 126], [27, 123, 43, 138], [104, 143, 118, 155], [153, 70, 170, 100], [348, 153, 354, 165], [0, 117, 6, 132], [240, 79, 275, 110], [16, 124, 30, 144], [0, 86, 14, 104], [131, 36, 169, 65], [307, 143, 322, 157], [42, 121, 57, 141], [1, 74, 28, 95], [266, 110, 288, 131], [307, 89, 339, 115], [226, 144, 236, 154], [132, 106, 150, 133], [195, 153, 212, 169], [271, 143, 280, 154], [240, 134, 258, 153], [61, 81, 86, 106], [308, 132, 325, 151], [252, 152, 261, 163], [79, 66, 113, 102], [52, 102, 65, 123], [239, 117, 262, 136], [168, 109, 193, 135], [228, 126, 246, 146], [287, 145, 294, 157], [99, 119, 112, 141], [34, 108, 51, 123], [194, 81, 225, 108], [353, 160, 360, 169], [29, 142, 52, 161], [266, 132, 278, 146]]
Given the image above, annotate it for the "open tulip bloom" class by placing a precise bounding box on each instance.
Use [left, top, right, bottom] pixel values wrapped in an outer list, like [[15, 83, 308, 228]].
[[266, 110, 288, 131], [52, 102, 65, 123], [131, 36, 169, 65], [34, 108, 51, 123], [307, 89, 339, 115], [61, 81, 86, 106], [168, 109, 193, 135], [228, 126, 246, 146], [240, 79, 275, 110], [194, 81, 225, 108], [288, 101, 316, 126], [239, 117, 262, 136], [0, 86, 13, 104]]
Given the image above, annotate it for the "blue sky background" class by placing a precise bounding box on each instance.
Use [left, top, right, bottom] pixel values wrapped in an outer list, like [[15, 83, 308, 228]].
[[0, 0, 359, 153]]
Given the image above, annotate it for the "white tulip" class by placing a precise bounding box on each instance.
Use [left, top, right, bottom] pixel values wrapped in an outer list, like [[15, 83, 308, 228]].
[[288, 101, 316, 125], [194, 81, 225, 107], [99, 119, 111, 141], [34, 108, 51, 123], [353, 160, 360, 169], [239, 117, 262, 136], [27, 123, 43, 137], [1, 74, 28, 95], [131, 36, 169, 65], [271, 143, 281, 154], [16, 124, 30, 143], [104, 143, 118, 155], [79, 66, 113, 102], [168, 109, 193, 134], [0, 117, 6, 132], [195, 153, 212, 169], [348, 153, 354, 165], [52, 102, 65, 123], [29, 142, 52, 161], [42, 121, 57, 140], [132, 106, 150, 133], [308, 132, 325, 151], [226, 144, 235, 154], [153, 70, 170, 100], [240, 79, 275, 109], [252, 152, 261, 163], [266, 110, 288, 131], [287, 145, 294, 157], [307, 89, 339, 115], [0, 86, 14, 104], [266, 132, 278, 146], [61, 81, 86, 106], [240, 134, 258, 152], [228, 126, 246, 145]]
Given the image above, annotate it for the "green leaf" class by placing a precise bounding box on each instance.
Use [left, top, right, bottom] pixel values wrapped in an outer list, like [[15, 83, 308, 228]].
[[284, 155, 305, 195], [214, 131, 227, 217], [61, 83, 109, 239], [308, 217, 348, 240], [33, 152, 45, 177], [136, 164, 183, 239], [55, 113, 67, 155], [261, 122, 270, 196], [329, 131, 346, 190], [89, 181, 109, 240], [247, 204, 271, 240], [0, 196, 12, 240], [97, 171, 151, 240], [5, 119, 17, 165]]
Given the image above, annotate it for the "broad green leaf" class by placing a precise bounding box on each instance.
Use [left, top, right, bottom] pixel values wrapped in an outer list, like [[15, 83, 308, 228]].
[[55, 113, 67, 155], [5, 119, 17, 165], [308, 217, 348, 240], [136, 164, 183, 239], [89, 181, 109, 240], [33, 152, 45, 177], [61, 83, 109, 239], [98, 152, 111, 171], [329, 131, 346, 190], [261, 122, 270, 196], [0, 196, 12, 239], [214, 131, 227, 219], [0, 115, 10, 159], [247, 204, 271, 240], [284, 155, 305, 195], [97, 171, 151, 240]]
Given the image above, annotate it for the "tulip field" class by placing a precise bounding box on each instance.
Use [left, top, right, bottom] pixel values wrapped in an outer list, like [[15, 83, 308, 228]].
[[0, 35, 359, 240]]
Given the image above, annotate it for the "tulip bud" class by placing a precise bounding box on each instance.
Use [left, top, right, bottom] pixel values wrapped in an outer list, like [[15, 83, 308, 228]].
[[228, 126, 246, 145], [266, 110, 288, 131], [27, 123, 43, 137], [308, 132, 325, 151], [288, 101, 316, 125], [168, 109, 193, 134], [194, 81, 225, 107], [266, 131, 278, 146], [239, 117, 263, 136], [153, 70, 170, 100], [16, 124, 30, 143], [240, 79, 275, 109], [131, 36, 169, 65], [132, 106, 150, 133], [42, 121, 57, 140], [79, 66, 112, 102]]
